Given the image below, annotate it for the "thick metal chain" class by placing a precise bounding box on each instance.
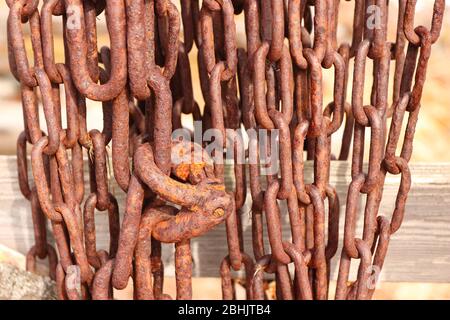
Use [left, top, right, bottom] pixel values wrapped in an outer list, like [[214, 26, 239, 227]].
[[6, 0, 445, 300]]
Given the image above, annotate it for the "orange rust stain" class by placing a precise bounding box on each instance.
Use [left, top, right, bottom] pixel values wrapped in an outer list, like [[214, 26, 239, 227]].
[[210, 184, 225, 191], [174, 164, 191, 180], [189, 162, 206, 176], [213, 208, 225, 218]]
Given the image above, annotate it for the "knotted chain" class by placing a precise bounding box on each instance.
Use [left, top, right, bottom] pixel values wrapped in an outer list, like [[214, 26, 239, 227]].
[[7, 0, 445, 300]]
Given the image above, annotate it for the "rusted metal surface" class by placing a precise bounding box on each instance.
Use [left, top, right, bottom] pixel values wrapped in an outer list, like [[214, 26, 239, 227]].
[[5, 0, 445, 300]]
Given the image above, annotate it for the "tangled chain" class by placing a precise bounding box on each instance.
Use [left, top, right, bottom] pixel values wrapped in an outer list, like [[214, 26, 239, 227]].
[[7, 0, 445, 300]]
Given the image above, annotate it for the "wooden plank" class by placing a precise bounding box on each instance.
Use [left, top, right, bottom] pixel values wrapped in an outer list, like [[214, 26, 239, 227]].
[[0, 155, 449, 283]]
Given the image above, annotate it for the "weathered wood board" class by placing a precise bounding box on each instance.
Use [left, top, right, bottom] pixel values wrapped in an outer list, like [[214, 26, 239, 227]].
[[0, 156, 449, 283]]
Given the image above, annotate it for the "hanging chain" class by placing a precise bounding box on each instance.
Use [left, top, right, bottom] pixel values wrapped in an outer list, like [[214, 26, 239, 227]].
[[6, 0, 445, 300]]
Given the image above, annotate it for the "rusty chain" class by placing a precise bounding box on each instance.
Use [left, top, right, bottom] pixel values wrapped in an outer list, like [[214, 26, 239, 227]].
[[6, 0, 445, 300]]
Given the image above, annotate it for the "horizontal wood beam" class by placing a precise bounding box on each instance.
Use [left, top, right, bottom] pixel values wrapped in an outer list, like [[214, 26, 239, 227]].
[[0, 156, 449, 283]]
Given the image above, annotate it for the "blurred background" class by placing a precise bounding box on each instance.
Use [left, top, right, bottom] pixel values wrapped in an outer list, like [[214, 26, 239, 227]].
[[0, 1, 449, 300]]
